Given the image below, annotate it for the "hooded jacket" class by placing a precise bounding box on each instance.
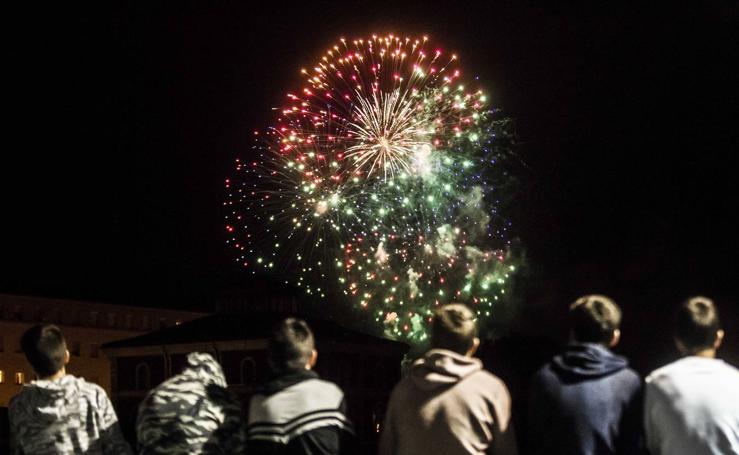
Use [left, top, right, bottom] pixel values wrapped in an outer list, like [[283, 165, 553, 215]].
[[246, 369, 355, 455], [378, 349, 517, 455], [136, 352, 246, 455], [528, 343, 642, 455], [8, 374, 132, 455]]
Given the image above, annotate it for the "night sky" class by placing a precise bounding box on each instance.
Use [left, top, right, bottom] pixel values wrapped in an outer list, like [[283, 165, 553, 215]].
[[4, 2, 738, 367]]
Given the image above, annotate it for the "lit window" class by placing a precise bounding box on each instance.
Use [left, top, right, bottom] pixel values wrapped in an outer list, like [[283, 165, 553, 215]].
[[15, 372, 25, 385], [0, 370, 5, 384]]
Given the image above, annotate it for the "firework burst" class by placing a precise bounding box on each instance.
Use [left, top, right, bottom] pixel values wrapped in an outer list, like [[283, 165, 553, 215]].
[[225, 34, 519, 344]]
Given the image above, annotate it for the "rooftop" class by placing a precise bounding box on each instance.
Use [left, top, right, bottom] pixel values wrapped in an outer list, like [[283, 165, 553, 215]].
[[102, 313, 408, 352]]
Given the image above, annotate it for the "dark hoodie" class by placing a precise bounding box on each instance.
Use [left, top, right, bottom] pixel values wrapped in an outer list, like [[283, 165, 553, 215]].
[[528, 343, 642, 455], [379, 349, 518, 455], [246, 369, 355, 455]]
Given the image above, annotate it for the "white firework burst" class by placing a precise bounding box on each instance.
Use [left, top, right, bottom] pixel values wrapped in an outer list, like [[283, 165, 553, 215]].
[[346, 89, 432, 179]]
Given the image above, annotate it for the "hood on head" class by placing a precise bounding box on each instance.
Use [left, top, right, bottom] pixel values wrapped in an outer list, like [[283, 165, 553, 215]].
[[184, 352, 228, 387], [410, 349, 482, 391], [552, 342, 628, 378]]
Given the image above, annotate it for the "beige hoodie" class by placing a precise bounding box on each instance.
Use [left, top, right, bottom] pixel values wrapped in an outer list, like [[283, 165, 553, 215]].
[[379, 349, 517, 455]]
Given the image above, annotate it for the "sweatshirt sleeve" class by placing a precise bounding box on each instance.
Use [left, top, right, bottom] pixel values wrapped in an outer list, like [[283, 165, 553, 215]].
[[526, 372, 545, 455], [643, 380, 662, 455], [9, 419, 24, 455], [616, 375, 644, 455], [488, 381, 518, 455], [8, 398, 27, 455], [97, 387, 134, 455], [378, 389, 398, 455]]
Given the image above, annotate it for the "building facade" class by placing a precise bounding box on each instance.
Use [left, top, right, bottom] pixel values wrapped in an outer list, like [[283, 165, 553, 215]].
[[0, 294, 206, 407]]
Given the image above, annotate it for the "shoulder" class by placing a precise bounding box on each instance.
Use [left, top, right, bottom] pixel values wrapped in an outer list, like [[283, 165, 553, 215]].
[[646, 360, 680, 385], [532, 361, 554, 380], [81, 377, 106, 395], [469, 369, 511, 397], [75, 377, 108, 399], [612, 367, 643, 400], [300, 378, 345, 399], [7, 391, 25, 417], [387, 374, 413, 399], [619, 366, 642, 385]]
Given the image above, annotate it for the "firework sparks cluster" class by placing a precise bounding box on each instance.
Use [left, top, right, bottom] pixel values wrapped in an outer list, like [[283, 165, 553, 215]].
[[225, 34, 518, 344]]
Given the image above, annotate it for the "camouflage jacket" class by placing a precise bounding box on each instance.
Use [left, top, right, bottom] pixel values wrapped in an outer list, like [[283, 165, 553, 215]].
[[8, 374, 132, 455], [136, 352, 247, 454]]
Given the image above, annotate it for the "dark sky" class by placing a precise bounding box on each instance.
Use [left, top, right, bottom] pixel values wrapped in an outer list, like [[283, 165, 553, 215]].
[[4, 1, 738, 358]]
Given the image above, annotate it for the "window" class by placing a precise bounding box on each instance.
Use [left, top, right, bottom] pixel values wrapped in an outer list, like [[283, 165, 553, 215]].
[[240, 357, 257, 386], [142, 315, 150, 330], [124, 314, 133, 329], [0, 370, 5, 384], [71, 341, 81, 357], [135, 363, 151, 390], [158, 318, 167, 329], [90, 343, 100, 358], [175, 320, 182, 326], [0, 335, 4, 352], [15, 372, 25, 385], [90, 311, 99, 326], [107, 313, 116, 328]]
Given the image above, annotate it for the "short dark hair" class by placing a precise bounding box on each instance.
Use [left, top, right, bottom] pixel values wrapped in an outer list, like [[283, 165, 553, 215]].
[[569, 295, 621, 344], [675, 296, 721, 353], [431, 304, 478, 354], [20, 324, 67, 378], [268, 318, 315, 373]]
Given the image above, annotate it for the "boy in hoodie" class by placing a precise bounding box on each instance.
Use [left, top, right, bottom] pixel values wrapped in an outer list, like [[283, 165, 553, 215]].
[[528, 295, 642, 455], [246, 318, 355, 454], [379, 303, 518, 455], [8, 324, 132, 454], [136, 351, 246, 454], [644, 296, 739, 455]]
